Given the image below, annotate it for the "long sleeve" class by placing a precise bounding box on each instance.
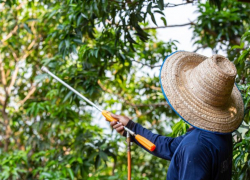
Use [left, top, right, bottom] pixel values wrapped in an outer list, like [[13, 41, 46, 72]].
[[129, 122, 186, 160]]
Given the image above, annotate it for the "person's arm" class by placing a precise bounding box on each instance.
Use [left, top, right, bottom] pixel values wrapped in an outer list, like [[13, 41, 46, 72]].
[[130, 122, 185, 160], [109, 114, 185, 160]]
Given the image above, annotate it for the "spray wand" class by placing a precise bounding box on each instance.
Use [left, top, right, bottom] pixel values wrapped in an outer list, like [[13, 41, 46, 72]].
[[41, 66, 156, 151]]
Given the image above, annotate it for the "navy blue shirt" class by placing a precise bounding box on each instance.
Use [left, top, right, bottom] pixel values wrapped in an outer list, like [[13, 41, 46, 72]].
[[129, 122, 232, 180]]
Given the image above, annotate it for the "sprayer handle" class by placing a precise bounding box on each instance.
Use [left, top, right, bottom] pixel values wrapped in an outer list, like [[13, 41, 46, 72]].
[[102, 110, 156, 152], [135, 134, 156, 152], [102, 110, 118, 122]]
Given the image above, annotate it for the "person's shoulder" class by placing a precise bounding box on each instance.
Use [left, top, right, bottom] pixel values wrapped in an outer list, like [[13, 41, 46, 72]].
[[183, 140, 210, 152], [176, 140, 212, 161], [178, 128, 201, 144], [178, 129, 212, 153], [196, 128, 232, 149]]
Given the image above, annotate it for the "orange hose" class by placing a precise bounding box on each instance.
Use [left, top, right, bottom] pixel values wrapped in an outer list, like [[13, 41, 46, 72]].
[[127, 151, 131, 180], [127, 134, 131, 180]]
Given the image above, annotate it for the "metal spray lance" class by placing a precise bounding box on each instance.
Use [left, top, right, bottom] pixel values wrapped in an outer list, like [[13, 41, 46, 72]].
[[41, 66, 156, 152]]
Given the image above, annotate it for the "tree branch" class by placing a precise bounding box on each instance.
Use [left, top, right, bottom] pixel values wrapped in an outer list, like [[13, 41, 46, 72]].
[[146, 85, 162, 91], [109, 0, 139, 5], [143, 22, 195, 30], [21, 51, 31, 60], [18, 85, 36, 105], [0, 60, 8, 120], [7, 63, 19, 94], [193, 44, 209, 53], [164, 1, 194, 8], [0, 61, 7, 86], [0, 60, 11, 151], [11, 51, 18, 61], [16, 1, 26, 10], [1, 25, 18, 43], [28, 40, 36, 50], [131, 59, 161, 68], [132, 108, 155, 119], [2, 92, 9, 119], [0, 94, 4, 105], [131, 102, 168, 107]]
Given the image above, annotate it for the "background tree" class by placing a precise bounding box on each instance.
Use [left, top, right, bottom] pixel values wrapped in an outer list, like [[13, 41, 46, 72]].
[[0, 0, 250, 179]]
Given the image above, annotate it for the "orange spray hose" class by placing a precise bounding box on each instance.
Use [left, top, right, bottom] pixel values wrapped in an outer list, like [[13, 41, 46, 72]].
[[127, 133, 131, 180]]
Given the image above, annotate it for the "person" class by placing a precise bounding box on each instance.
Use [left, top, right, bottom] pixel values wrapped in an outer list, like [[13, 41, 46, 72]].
[[107, 51, 244, 180]]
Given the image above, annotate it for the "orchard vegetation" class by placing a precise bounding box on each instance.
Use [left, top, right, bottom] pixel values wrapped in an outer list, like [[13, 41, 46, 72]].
[[0, 0, 250, 179]]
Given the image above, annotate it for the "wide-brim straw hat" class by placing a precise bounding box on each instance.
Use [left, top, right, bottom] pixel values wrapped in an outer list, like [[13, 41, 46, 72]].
[[160, 51, 244, 133]]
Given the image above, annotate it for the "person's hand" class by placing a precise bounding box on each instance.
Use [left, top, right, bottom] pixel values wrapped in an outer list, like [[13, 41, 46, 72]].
[[109, 114, 130, 135]]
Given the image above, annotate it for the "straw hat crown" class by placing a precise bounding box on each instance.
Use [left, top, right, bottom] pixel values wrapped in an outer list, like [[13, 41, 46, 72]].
[[188, 55, 236, 107], [160, 51, 244, 133]]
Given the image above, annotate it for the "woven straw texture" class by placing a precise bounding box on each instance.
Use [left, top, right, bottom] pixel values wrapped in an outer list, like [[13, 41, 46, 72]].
[[160, 51, 244, 133]]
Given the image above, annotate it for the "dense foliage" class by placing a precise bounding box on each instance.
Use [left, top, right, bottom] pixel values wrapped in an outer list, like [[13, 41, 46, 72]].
[[0, 0, 250, 179]]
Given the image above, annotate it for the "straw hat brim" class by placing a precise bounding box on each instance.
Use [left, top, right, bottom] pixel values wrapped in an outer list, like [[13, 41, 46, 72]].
[[160, 51, 244, 133]]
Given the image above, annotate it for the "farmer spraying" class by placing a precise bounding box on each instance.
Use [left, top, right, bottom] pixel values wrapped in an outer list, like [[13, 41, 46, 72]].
[[109, 51, 244, 180], [42, 51, 244, 180]]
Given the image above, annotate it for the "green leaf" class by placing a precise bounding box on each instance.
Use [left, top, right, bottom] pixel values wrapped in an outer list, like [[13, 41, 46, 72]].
[[95, 155, 101, 170], [23, 23, 32, 34], [238, 50, 250, 63], [26, 18, 38, 22], [77, 14, 83, 26], [63, 91, 73, 103], [59, 41, 65, 52], [65, 39, 70, 48], [34, 74, 48, 83], [242, 30, 250, 41], [157, 0, 164, 10], [73, 38, 84, 44], [115, 27, 121, 45], [147, 2, 152, 13], [150, 13, 157, 26], [81, 13, 88, 19], [232, 42, 244, 49], [99, 151, 108, 161], [67, 168, 74, 180], [154, 10, 165, 16], [161, 17, 167, 26], [40, 172, 52, 178]]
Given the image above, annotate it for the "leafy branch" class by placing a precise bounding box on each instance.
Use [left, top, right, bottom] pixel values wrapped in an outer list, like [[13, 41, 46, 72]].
[[143, 22, 195, 30], [18, 85, 37, 105], [131, 59, 161, 68], [1, 25, 18, 43], [164, 1, 194, 8]]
